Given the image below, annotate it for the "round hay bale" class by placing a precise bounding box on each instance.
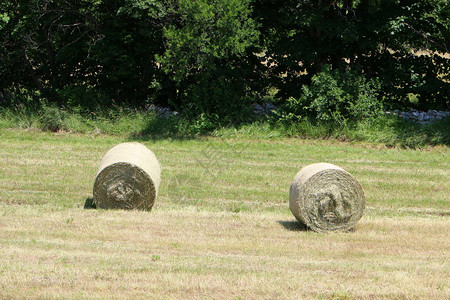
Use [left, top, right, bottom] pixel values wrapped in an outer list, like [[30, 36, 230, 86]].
[[93, 142, 161, 210], [289, 163, 365, 232]]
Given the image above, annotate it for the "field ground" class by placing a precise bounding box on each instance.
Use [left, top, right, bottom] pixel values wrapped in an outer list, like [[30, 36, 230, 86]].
[[0, 128, 449, 299]]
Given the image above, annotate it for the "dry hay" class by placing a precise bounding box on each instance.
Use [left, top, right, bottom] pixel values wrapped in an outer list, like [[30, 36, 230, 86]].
[[289, 163, 365, 232], [93, 142, 161, 210]]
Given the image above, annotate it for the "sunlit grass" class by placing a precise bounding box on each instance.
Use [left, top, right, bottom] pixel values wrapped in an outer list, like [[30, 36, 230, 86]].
[[0, 206, 448, 299], [1, 129, 448, 212], [0, 129, 448, 299]]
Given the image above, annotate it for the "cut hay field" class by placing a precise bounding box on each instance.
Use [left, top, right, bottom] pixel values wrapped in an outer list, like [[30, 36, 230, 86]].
[[0, 128, 449, 299]]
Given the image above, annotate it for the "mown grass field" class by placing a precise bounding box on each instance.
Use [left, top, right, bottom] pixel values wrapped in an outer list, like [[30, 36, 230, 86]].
[[0, 128, 449, 299]]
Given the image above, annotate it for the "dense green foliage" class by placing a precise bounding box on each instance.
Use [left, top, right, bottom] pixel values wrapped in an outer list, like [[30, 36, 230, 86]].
[[0, 0, 449, 127], [156, 0, 261, 121], [0, 0, 166, 107], [255, 0, 450, 110], [275, 65, 384, 124]]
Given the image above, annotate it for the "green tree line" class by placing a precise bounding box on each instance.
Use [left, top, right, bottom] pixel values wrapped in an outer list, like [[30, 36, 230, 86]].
[[1, 0, 449, 123]]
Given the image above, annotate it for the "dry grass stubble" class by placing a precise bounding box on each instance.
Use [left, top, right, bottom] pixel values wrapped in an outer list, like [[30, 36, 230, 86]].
[[0, 129, 449, 299], [0, 206, 448, 299]]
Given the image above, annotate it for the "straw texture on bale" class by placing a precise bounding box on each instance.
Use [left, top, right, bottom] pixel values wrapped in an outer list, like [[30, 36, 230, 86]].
[[93, 142, 161, 210], [289, 163, 365, 232]]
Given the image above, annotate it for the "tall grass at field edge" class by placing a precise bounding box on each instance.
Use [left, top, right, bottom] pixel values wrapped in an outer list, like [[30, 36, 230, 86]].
[[0, 105, 448, 147]]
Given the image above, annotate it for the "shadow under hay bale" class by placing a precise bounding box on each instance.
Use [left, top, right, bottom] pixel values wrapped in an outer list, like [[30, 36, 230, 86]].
[[289, 163, 365, 232], [277, 220, 308, 231], [84, 198, 96, 209], [93, 142, 161, 211]]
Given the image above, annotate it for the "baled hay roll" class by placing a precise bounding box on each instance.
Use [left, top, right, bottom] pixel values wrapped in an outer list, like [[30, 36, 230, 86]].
[[289, 163, 365, 232], [93, 142, 161, 210]]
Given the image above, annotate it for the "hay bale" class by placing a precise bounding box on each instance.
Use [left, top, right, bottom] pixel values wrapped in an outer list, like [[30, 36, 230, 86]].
[[93, 142, 161, 210], [289, 163, 365, 232]]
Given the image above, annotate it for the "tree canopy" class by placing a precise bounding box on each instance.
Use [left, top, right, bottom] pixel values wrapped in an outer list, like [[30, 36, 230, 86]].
[[0, 0, 448, 116]]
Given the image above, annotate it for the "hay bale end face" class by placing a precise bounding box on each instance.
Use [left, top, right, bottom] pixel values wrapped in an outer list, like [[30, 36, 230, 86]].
[[289, 163, 365, 232], [93, 142, 161, 210]]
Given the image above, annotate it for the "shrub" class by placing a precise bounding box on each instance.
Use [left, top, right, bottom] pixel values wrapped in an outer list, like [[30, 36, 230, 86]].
[[181, 72, 254, 125], [56, 85, 108, 109], [185, 113, 220, 135], [276, 66, 384, 125], [40, 105, 66, 132]]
